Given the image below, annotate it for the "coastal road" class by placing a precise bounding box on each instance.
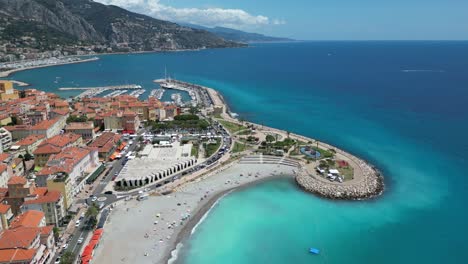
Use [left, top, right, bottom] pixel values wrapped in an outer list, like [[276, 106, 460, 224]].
[[53, 137, 141, 261], [57, 125, 230, 262]]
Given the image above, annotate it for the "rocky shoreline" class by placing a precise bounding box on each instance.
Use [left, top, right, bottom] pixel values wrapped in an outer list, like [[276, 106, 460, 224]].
[[295, 162, 384, 200], [199, 84, 386, 201]]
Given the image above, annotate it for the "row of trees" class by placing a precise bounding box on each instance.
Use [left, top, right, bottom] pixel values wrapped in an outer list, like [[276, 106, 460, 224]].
[[60, 204, 100, 264]]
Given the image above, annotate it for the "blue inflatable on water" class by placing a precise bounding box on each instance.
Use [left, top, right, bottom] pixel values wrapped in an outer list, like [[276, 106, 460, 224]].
[[309, 248, 320, 254]]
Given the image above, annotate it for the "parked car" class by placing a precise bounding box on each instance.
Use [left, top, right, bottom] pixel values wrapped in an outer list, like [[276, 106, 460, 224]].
[[104, 191, 113, 195], [75, 220, 80, 227], [91, 196, 98, 202], [54, 257, 61, 264], [62, 243, 68, 250]]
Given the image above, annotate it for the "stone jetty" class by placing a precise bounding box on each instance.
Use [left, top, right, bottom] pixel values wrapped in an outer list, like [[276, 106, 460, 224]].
[[295, 161, 384, 200]]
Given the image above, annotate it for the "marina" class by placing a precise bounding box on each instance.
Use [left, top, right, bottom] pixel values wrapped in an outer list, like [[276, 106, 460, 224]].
[[149, 89, 165, 99], [170, 92, 183, 106], [103, 89, 128, 98], [129, 89, 146, 98], [154, 78, 213, 107], [67, 84, 142, 99]]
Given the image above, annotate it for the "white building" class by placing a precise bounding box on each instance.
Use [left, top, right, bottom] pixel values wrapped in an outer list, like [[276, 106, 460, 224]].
[[0, 128, 12, 152]]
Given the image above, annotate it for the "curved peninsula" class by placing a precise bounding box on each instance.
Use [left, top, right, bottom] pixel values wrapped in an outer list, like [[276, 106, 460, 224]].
[[90, 79, 385, 264], [201, 82, 385, 200]]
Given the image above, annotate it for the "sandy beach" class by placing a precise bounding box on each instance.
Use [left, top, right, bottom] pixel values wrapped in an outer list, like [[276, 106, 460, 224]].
[[92, 162, 297, 264]]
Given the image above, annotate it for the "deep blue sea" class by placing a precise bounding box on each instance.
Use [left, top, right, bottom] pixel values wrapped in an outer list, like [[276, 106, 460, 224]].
[[4, 41, 468, 263]]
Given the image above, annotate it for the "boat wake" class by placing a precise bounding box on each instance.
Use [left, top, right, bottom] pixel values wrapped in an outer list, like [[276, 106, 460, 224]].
[[401, 69, 445, 73], [167, 243, 183, 264]]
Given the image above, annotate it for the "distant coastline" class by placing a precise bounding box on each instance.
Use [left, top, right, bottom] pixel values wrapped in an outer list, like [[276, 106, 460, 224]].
[[0, 57, 100, 78], [0, 46, 248, 79]]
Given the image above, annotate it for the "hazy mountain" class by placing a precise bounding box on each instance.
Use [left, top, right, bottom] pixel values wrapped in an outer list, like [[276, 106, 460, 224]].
[[183, 24, 294, 43], [0, 0, 243, 55]]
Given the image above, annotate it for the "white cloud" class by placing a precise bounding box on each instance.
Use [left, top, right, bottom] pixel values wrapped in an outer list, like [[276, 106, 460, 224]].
[[272, 19, 286, 25], [95, 0, 282, 30]]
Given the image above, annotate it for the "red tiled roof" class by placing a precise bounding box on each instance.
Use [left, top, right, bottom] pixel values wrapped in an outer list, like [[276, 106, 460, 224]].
[[0, 154, 9, 163], [31, 118, 61, 130], [0, 164, 6, 174], [39, 133, 81, 148], [37, 146, 93, 176], [65, 122, 94, 130], [23, 189, 61, 205], [89, 132, 121, 152], [33, 187, 48, 197], [0, 248, 36, 262], [39, 226, 53, 236], [3, 125, 31, 132], [0, 227, 40, 249], [9, 210, 45, 229], [14, 134, 46, 146], [0, 204, 10, 214], [53, 100, 69, 107], [33, 144, 61, 155], [8, 176, 26, 185], [51, 108, 69, 116]]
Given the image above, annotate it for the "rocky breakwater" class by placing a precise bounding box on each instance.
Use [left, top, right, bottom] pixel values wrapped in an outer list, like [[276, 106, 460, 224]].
[[295, 160, 384, 200]]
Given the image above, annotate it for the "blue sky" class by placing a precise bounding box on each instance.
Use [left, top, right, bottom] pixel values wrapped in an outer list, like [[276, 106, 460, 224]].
[[96, 0, 468, 40]]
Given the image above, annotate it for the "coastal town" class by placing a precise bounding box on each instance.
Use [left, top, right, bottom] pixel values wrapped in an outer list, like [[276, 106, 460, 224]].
[[0, 77, 383, 264]]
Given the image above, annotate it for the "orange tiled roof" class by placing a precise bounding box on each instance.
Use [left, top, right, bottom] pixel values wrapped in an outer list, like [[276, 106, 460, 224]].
[[0, 164, 6, 174], [65, 122, 94, 130], [0, 204, 10, 214], [0, 154, 9, 163], [39, 226, 53, 236], [9, 210, 45, 229], [0, 227, 40, 249], [0, 248, 36, 262], [39, 133, 81, 148], [23, 189, 61, 205], [51, 108, 69, 116], [89, 132, 121, 153], [3, 125, 31, 132], [33, 144, 61, 155], [53, 100, 69, 107], [14, 134, 46, 146], [31, 118, 61, 130], [8, 176, 27, 185], [37, 146, 92, 176]]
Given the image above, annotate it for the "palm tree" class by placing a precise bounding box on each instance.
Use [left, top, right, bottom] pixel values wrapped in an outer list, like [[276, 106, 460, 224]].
[[86, 205, 99, 228], [60, 251, 76, 264]]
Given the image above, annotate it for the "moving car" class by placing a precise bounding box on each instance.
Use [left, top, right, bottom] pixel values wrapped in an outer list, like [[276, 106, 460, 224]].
[[77, 237, 84, 244]]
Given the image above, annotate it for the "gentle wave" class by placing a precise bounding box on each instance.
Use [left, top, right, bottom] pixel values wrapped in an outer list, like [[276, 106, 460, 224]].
[[191, 190, 233, 235], [401, 69, 445, 73], [167, 243, 183, 264], [166, 191, 234, 264]]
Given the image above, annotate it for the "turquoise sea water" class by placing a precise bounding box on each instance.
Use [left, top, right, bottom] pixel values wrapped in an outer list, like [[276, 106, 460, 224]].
[[4, 42, 468, 263]]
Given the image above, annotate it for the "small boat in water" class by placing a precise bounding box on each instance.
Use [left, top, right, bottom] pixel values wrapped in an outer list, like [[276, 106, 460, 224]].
[[309, 248, 320, 254]]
